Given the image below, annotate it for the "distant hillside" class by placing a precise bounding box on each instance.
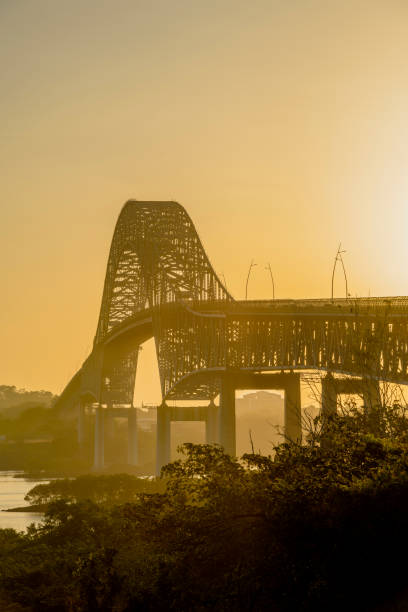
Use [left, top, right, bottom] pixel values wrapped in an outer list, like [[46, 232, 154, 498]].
[[0, 385, 56, 417]]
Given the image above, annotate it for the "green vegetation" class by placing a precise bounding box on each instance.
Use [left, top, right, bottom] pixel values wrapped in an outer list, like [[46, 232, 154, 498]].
[[0, 403, 89, 475], [0, 385, 83, 474], [0, 386, 290, 476], [0, 389, 157, 475], [0, 385, 55, 417], [25, 473, 164, 507], [1, 404, 408, 610]]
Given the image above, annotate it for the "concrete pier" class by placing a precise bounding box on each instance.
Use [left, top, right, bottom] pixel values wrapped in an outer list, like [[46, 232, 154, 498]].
[[93, 404, 104, 470], [205, 401, 218, 445], [284, 373, 302, 443], [321, 374, 381, 416], [224, 371, 303, 448], [218, 378, 236, 456], [156, 404, 171, 476], [128, 406, 138, 466], [321, 374, 337, 417], [77, 400, 85, 447], [363, 379, 381, 412]]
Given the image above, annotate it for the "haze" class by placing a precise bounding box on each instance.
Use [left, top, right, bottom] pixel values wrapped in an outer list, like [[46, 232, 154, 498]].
[[2, 0, 408, 398]]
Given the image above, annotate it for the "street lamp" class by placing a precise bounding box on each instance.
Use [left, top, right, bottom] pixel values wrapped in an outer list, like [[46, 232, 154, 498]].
[[245, 260, 257, 300], [265, 263, 275, 300], [331, 243, 349, 301]]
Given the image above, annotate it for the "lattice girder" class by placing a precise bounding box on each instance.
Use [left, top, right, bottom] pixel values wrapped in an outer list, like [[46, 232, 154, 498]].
[[55, 201, 408, 410]]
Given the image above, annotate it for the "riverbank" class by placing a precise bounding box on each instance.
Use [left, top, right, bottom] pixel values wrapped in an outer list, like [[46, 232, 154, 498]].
[[3, 503, 45, 512], [0, 471, 49, 530]]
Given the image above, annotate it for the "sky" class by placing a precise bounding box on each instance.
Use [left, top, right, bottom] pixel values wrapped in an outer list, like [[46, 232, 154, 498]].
[[1, 0, 408, 400]]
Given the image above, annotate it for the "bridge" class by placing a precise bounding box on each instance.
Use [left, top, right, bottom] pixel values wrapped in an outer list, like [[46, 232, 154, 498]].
[[56, 201, 408, 473]]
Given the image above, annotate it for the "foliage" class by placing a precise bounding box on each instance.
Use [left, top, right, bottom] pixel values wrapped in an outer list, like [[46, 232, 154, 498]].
[[0, 386, 55, 417], [0, 389, 160, 475], [25, 474, 165, 507], [0, 395, 94, 474], [2, 406, 408, 609]]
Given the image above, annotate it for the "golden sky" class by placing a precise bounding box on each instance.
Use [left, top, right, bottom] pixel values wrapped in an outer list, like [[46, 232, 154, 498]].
[[2, 0, 408, 400]]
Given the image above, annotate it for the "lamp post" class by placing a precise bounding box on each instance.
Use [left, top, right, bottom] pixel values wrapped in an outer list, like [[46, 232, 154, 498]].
[[245, 260, 257, 300], [331, 243, 348, 301], [265, 263, 275, 300]]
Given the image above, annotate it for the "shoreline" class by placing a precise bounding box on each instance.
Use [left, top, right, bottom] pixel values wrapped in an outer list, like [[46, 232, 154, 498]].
[[2, 504, 46, 513]]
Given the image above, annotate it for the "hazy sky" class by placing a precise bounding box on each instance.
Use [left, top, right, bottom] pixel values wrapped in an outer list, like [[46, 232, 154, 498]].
[[2, 0, 408, 399]]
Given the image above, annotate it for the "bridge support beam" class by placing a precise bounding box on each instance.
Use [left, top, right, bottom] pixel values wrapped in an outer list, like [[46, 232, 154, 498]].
[[156, 404, 171, 476], [321, 374, 381, 416], [128, 406, 138, 466], [205, 402, 218, 445], [321, 374, 337, 417], [154, 403, 218, 473], [77, 400, 85, 447], [321, 375, 338, 447], [93, 405, 104, 471], [225, 372, 303, 446], [218, 378, 236, 456], [363, 379, 381, 412], [284, 373, 302, 443], [104, 407, 114, 452]]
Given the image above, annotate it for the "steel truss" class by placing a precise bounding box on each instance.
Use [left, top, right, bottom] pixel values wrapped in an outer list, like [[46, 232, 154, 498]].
[[56, 201, 408, 411]]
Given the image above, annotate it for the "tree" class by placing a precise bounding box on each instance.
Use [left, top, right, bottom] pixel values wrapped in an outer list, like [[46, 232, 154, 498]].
[[3, 405, 408, 610]]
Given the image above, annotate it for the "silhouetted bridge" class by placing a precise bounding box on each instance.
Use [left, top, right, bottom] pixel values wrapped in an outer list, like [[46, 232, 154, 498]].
[[56, 201, 408, 473]]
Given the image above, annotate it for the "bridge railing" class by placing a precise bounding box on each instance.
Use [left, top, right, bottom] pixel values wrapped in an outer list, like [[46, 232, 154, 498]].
[[179, 297, 408, 315]]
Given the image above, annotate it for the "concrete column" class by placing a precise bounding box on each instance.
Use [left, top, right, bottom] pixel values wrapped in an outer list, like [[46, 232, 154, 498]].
[[205, 402, 218, 445], [128, 407, 138, 466], [93, 405, 104, 471], [363, 378, 381, 412], [218, 378, 236, 456], [321, 374, 337, 417], [77, 400, 85, 446], [320, 374, 338, 449], [104, 408, 114, 447], [156, 404, 171, 476], [284, 373, 302, 443]]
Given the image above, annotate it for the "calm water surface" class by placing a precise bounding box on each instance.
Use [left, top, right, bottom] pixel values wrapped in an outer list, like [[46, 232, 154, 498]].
[[0, 471, 48, 531]]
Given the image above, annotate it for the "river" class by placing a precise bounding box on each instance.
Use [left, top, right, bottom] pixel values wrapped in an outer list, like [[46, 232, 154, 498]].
[[0, 471, 47, 531]]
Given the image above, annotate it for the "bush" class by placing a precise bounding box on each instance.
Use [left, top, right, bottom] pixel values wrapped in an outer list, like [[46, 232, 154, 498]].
[[2, 406, 408, 610]]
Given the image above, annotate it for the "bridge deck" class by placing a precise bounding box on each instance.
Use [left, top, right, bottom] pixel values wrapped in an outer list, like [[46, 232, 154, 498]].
[[189, 297, 408, 316], [55, 199, 408, 412]]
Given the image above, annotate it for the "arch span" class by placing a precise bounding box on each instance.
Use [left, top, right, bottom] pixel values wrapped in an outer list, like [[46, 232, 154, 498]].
[[95, 201, 231, 343], [56, 201, 408, 414]]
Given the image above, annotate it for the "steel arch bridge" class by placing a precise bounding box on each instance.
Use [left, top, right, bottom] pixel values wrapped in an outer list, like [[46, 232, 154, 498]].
[[56, 201, 408, 471]]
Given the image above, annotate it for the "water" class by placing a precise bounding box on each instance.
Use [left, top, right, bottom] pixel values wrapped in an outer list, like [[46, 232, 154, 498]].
[[0, 471, 48, 531]]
